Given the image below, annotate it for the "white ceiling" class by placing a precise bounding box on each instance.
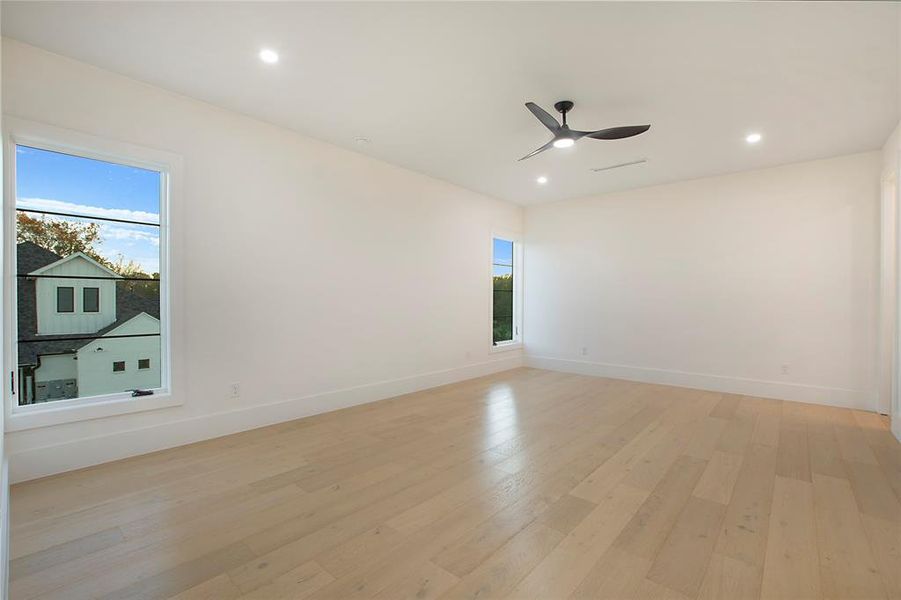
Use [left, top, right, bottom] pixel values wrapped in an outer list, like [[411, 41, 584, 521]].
[[2, 1, 898, 205]]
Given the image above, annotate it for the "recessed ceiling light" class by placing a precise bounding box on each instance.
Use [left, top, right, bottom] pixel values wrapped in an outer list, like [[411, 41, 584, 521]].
[[536, 176, 548, 184], [745, 132, 762, 144], [354, 137, 371, 145], [259, 48, 279, 64], [553, 138, 575, 149]]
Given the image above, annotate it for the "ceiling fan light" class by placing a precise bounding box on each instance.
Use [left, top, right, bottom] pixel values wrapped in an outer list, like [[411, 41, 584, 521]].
[[259, 48, 279, 64], [553, 138, 575, 149]]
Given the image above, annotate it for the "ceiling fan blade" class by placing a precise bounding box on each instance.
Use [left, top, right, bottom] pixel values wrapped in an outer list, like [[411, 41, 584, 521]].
[[585, 125, 651, 140], [525, 102, 561, 133], [518, 140, 555, 161]]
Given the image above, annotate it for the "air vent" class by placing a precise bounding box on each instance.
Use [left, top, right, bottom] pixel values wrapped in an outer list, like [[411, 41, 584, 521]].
[[590, 158, 647, 172]]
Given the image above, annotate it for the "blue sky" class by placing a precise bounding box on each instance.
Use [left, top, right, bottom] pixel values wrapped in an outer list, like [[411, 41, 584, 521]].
[[16, 145, 161, 273], [493, 238, 513, 277]]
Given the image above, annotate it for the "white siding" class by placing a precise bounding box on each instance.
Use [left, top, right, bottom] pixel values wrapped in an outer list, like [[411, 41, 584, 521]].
[[76, 313, 161, 397], [33, 256, 117, 335], [33, 354, 76, 382]]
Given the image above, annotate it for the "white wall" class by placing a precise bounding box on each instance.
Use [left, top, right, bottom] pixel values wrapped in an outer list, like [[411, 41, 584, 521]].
[[0, 29, 9, 600], [2, 39, 522, 482], [880, 3, 901, 440], [884, 122, 901, 440], [524, 152, 882, 410]]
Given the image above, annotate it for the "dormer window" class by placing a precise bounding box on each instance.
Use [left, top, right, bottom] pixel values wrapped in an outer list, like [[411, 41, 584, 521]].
[[56, 286, 74, 313], [83, 287, 100, 313]]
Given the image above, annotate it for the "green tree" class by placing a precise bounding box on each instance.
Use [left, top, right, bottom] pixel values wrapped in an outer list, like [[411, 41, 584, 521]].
[[17, 213, 159, 296], [493, 274, 513, 343], [17, 212, 104, 262]]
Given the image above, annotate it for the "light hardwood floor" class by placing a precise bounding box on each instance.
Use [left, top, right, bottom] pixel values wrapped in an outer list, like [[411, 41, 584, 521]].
[[9, 368, 901, 600]]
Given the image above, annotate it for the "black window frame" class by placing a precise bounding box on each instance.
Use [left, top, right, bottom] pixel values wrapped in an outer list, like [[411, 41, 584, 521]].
[[82, 286, 100, 313], [112, 361, 126, 373], [56, 286, 75, 313], [138, 358, 150, 370]]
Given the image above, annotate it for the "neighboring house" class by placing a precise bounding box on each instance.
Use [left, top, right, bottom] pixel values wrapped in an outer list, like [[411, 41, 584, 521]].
[[16, 241, 161, 403]]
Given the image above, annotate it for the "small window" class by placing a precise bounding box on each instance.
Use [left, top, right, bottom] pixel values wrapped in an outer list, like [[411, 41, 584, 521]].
[[138, 358, 150, 370], [56, 286, 75, 313], [112, 361, 126, 373], [83, 287, 100, 312]]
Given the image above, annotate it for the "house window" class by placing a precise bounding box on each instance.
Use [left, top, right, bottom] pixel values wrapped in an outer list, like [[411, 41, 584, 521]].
[[56, 286, 75, 313], [492, 237, 518, 345], [11, 139, 168, 408], [83, 287, 100, 312]]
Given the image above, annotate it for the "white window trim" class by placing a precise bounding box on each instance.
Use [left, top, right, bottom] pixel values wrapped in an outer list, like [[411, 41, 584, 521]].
[[490, 230, 523, 353], [3, 117, 184, 431]]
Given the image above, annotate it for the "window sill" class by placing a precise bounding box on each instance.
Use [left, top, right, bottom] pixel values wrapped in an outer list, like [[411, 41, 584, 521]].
[[491, 341, 522, 354], [7, 391, 182, 432]]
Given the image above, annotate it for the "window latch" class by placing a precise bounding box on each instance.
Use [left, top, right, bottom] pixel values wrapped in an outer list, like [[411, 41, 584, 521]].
[[131, 389, 154, 397]]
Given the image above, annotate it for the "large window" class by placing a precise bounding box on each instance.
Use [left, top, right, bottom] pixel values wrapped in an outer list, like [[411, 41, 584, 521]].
[[493, 237, 517, 345], [12, 143, 166, 406]]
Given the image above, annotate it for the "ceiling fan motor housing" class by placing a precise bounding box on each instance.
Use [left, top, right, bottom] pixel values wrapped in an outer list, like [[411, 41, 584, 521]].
[[554, 100, 574, 114]]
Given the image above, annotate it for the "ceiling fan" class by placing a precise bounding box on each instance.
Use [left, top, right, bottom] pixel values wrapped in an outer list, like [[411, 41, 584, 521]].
[[519, 100, 650, 161]]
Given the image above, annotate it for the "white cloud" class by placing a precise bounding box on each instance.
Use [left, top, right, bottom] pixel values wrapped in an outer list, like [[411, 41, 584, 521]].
[[18, 197, 161, 273], [17, 197, 159, 224], [104, 226, 160, 246]]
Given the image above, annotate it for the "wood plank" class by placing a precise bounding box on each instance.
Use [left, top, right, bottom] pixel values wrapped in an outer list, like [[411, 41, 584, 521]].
[[832, 410, 879, 465], [315, 525, 405, 579], [812, 474, 888, 600], [775, 417, 811, 482], [436, 521, 563, 599], [507, 483, 648, 600], [692, 450, 743, 505], [239, 560, 334, 600], [714, 443, 777, 568], [646, 496, 727, 597], [860, 514, 901, 599], [696, 552, 762, 600], [612, 455, 708, 560], [759, 476, 821, 599], [570, 546, 688, 600], [709, 394, 741, 419], [534, 494, 597, 535], [371, 561, 458, 600], [845, 460, 901, 523], [6, 370, 899, 600], [168, 574, 242, 600]]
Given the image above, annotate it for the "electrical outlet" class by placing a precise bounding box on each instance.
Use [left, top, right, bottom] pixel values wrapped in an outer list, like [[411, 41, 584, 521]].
[[780, 364, 790, 375], [580, 347, 588, 357], [229, 383, 240, 399]]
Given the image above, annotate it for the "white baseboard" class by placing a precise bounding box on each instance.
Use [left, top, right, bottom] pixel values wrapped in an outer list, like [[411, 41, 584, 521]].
[[526, 355, 876, 411], [9, 355, 523, 483]]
